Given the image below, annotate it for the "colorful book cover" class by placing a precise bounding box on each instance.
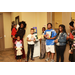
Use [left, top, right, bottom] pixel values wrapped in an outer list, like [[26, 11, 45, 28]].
[[31, 36, 34, 41], [46, 31, 52, 38], [38, 35, 44, 39]]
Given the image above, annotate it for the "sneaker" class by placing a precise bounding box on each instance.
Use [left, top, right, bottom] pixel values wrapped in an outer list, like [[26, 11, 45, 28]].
[[51, 59, 54, 62], [45, 58, 49, 61], [39, 57, 44, 59], [31, 58, 35, 61], [25, 60, 28, 62]]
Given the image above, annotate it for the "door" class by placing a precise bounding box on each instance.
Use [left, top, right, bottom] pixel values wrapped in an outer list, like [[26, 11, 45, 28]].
[[54, 12, 62, 28], [0, 13, 4, 51], [52, 12, 62, 33]]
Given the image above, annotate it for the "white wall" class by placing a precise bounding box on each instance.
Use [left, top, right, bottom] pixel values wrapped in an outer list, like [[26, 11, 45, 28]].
[[11, 12, 47, 54]]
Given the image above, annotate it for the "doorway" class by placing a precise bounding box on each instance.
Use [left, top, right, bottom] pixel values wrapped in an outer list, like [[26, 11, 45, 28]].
[[52, 12, 62, 33], [0, 13, 5, 51]]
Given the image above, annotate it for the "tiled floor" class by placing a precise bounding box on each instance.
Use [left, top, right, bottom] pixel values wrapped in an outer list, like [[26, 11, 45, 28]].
[[0, 49, 57, 62], [0, 48, 70, 62]]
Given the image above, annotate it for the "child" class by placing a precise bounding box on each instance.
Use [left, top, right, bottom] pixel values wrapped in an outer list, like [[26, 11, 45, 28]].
[[25, 28, 36, 62], [39, 27, 46, 59], [54, 25, 67, 62], [15, 35, 23, 62], [11, 24, 17, 39], [11, 24, 17, 48], [44, 23, 57, 62]]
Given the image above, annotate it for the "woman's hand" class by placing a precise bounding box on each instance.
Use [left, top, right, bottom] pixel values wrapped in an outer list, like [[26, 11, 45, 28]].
[[54, 39, 58, 43]]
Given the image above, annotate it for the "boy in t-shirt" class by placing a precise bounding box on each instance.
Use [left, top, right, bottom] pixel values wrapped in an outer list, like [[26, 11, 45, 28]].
[[25, 28, 36, 62], [44, 23, 57, 62]]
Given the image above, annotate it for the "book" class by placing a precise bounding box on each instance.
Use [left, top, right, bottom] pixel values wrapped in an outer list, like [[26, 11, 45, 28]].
[[38, 35, 44, 39], [31, 36, 35, 41], [46, 31, 52, 38]]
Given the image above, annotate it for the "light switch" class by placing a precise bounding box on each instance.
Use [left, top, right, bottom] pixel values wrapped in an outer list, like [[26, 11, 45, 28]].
[[4, 35, 6, 37], [56, 22, 59, 24]]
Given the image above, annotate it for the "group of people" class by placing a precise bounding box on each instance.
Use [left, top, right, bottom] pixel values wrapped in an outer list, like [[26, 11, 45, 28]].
[[11, 20, 75, 62], [11, 21, 26, 62], [40, 23, 67, 62]]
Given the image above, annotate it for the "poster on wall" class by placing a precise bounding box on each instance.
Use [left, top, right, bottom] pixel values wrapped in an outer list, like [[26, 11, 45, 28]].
[[33, 27, 37, 33], [33, 27, 38, 39]]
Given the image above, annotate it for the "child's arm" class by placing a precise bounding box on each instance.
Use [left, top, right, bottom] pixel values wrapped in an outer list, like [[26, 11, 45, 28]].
[[27, 37, 31, 42], [44, 31, 47, 38], [14, 44, 17, 48], [15, 46, 17, 48], [44, 35, 47, 38], [33, 38, 36, 42], [14, 41, 17, 48], [47, 36, 56, 40], [20, 42, 23, 48], [11, 28, 16, 38]]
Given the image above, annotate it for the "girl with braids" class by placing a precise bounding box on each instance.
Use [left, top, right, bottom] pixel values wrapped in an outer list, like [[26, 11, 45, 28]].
[[54, 24, 67, 62]]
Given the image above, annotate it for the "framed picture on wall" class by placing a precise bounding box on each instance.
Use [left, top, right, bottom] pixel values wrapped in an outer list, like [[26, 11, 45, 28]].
[[15, 16, 19, 24], [33, 27, 37, 33]]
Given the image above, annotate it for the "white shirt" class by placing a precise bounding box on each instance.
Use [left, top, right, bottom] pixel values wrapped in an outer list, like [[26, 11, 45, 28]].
[[27, 34, 36, 45], [56, 33, 61, 46]]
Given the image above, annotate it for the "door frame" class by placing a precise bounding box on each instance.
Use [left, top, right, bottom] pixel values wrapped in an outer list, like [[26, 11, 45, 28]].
[[0, 13, 5, 51]]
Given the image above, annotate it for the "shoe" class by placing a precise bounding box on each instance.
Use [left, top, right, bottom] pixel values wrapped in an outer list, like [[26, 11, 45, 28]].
[[39, 57, 44, 59], [39, 57, 41, 59], [45, 58, 49, 61], [25, 60, 28, 62], [31, 58, 34, 61], [50, 59, 54, 62]]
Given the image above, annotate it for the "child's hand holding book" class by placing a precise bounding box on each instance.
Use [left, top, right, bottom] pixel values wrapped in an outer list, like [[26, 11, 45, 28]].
[[46, 34, 51, 38]]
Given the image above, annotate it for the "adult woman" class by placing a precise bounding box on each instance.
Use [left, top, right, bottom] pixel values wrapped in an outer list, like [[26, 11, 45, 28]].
[[15, 21, 27, 59], [54, 24, 67, 62]]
